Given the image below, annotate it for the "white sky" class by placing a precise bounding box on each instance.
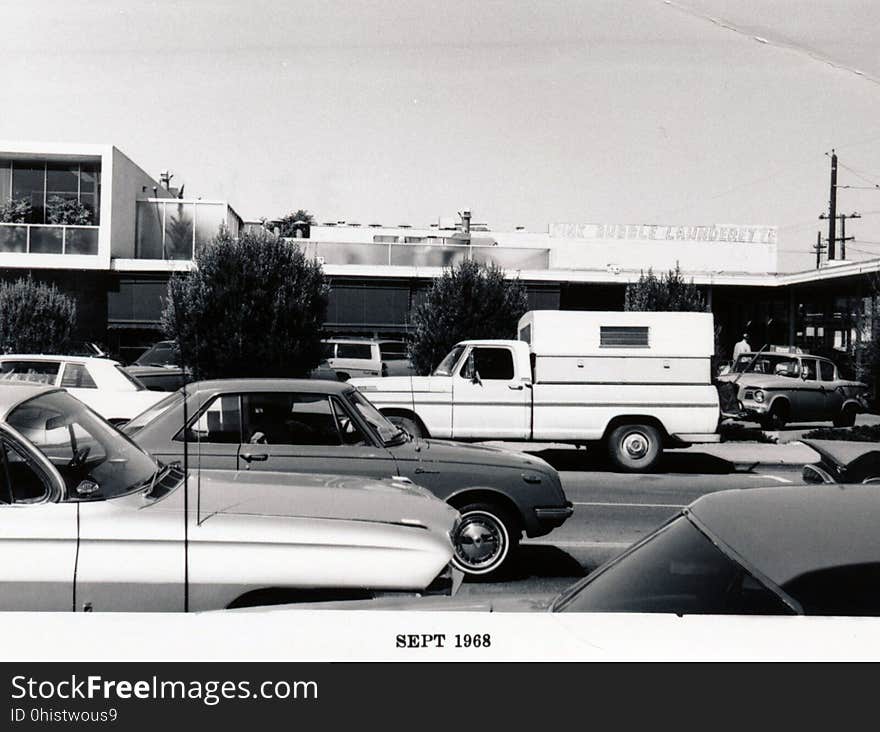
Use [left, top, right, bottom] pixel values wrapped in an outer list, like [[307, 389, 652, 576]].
[[3, 0, 880, 270]]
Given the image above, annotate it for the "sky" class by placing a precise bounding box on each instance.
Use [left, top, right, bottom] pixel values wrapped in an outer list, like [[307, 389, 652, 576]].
[[3, 0, 880, 271]]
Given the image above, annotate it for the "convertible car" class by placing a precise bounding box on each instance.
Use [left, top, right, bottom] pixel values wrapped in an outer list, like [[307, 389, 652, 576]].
[[123, 379, 572, 577], [0, 383, 459, 612]]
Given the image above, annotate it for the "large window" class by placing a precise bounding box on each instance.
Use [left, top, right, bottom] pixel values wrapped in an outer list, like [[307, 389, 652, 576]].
[[135, 200, 233, 260], [1, 158, 101, 225]]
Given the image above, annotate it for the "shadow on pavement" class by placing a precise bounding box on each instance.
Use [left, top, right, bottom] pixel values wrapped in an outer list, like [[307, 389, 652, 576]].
[[466, 545, 587, 585], [529, 447, 736, 475]]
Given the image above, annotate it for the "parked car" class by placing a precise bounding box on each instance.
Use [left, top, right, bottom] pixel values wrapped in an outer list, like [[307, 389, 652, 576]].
[[801, 440, 880, 485], [716, 351, 869, 429], [125, 339, 189, 392], [322, 338, 385, 380], [0, 383, 459, 611], [352, 310, 721, 472], [131, 339, 179, 368], [0, 355, 169, 425], [123, 379, 573, 576]]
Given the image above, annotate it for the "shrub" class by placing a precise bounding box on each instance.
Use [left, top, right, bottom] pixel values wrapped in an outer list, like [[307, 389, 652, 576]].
[[46, 196, 92, 225], [802, 424, 880, 442], [161, 228, 329, 379], [0, 198, 32, 224], [408, 259, 529, 375], [624, 264, 708, 312], [0, 278, 76, 353]]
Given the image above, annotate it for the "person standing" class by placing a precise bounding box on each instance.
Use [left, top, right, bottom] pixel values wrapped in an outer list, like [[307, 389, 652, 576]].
[[732, 333, 751, 362]]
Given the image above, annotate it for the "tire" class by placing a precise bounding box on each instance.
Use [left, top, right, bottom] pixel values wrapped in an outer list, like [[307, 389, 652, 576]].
[[833, 405, 857, 428], [386, 415, 424, 439], [451, 502, 519, 577], [607, 423, 662, 473], [759, 401, 788, 430]]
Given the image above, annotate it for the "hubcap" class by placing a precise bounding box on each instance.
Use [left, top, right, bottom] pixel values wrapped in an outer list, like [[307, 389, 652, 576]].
[[453, 512, 506, 571], [622, 431, 650, 460]]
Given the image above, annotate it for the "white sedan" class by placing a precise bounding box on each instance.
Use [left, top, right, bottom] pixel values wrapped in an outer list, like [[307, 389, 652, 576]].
[[0, 383, 459, 611], [0, 354, 169, 424]]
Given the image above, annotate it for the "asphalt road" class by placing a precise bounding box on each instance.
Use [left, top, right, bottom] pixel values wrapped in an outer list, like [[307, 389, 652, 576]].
[[458, 447, 803, 602]]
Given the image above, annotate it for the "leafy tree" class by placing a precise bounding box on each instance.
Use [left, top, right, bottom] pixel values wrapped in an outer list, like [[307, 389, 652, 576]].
[[161, 228, 328, 379], [46, 196, 92, 225], [624, 264, 707, 312], [0, 198, 32, 224], [0, 278, 76, 353], [276, 209, 315, 237], [408, 259, 529, 375]]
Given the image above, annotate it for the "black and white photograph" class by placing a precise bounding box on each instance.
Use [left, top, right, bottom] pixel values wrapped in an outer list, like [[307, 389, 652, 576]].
[[1, 0, 880, 718]]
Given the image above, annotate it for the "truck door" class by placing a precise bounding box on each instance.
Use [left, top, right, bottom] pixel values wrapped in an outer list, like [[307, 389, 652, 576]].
[[452, 346, 529, 439]]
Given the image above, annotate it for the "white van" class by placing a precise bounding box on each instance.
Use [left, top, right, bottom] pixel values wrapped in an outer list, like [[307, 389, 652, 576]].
[[351, 311, 721, 472], [322, 338, 385, 379]]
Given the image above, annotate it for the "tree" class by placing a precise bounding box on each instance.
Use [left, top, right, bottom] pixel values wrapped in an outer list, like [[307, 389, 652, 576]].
[[0, 198, 32, 224], [0, 278, 76, 353], [408, 259, 529, 375], [277, 209, 315, 238], [161, 228, 329, 380], [624, 264, 707, 312], [46, 196, 92, 225]]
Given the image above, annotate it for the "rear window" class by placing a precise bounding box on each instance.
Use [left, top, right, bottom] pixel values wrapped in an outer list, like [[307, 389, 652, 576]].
[[60, 363, 97, 389], [0, 361, 60, 385], [335, 343, 374, 360], [600, 326, 649, 348], [378, 342, 408, 361]]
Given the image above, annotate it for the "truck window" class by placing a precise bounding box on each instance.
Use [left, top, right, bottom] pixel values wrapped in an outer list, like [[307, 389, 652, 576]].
[[462, 348, 515, 381], [600, 326, 649, 348]]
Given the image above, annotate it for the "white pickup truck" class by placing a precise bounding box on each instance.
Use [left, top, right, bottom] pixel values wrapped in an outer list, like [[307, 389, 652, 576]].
[[351, 310, 721, 472]]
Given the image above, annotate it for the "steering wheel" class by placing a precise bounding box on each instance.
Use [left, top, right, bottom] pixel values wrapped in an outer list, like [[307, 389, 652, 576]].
[[68, 446, 92, 468]]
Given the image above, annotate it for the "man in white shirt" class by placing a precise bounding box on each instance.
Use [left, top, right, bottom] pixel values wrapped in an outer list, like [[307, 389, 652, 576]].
[[732, 333, 751, 362]]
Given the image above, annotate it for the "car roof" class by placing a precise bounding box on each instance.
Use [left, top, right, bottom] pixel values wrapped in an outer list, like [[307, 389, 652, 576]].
[[0, 354, 118, 365], [803, 439, 878, 469], [688, 483, 880, 587], [186, 378, 355, 395], [0, 383, 61, 418]]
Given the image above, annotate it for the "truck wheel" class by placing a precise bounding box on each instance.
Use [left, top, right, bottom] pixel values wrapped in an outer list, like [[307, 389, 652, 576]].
[[607, 424, 662, 473], [451, 502, 519, 577], [387, 415, 423, 439], [760, 401, 788, 430], [833, 405, 857, 428]]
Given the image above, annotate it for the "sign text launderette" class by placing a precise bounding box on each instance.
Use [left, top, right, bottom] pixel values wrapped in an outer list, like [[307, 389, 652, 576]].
[[548, 223, 778, 245]]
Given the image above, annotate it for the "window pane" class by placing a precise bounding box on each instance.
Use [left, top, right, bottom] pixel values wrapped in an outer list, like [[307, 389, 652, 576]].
[[61, 363, 97, 389], [379, 342, 408, 360], [11, 160, 45, 223], [557, 517, 791, 615], [30, 226, 63, 254], [46, 163, 78, 200], [194, 202, 225, 254], [65, 227, 98, 255], [136, 201, 164, 258], [331, 398, 368, 446], [1, 438, 49, 504], [819, 361, 835, 381], [471, 348, 515, 380], [336, 343, 373, 360], [0, 225, 27, 253], [163, 202, 194, 260], [243, 393, 341, 446], [801, 358, 818, 381], [0, 361, 60, 385], [79, 164, 100, 224], [183, 395, 241, 444], [600, 326, 649, 347]]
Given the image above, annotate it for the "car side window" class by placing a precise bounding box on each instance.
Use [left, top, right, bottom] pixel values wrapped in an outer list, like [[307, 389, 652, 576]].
[[61, 363, 98, 389], [819, 361, 835, 382], [330, 398, 368, 446], [336, 343, 373, 360], [0, 438, 50, 505], [460, 347, 515, 381], [242, 393, 342, 446], [801, 358, 818, 381], [784, 564, 880, 616], [177, 395, 242, 444], [0, 360, 61, 385]]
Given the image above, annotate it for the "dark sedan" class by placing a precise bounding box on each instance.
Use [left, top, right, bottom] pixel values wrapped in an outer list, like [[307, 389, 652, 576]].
[[800, 439, 880, 485], [123, 379, 573, 577]]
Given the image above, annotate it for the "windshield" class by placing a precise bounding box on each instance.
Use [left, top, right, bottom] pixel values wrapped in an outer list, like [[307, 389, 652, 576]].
[[7, 390, 160, 501], [553, 516, 793, 615], [433, 345, 466, 376], [345, 389, 406, 445], [123, 389, 185, 435], [134, 341, 179, 367], [733, 354, 799, 377]]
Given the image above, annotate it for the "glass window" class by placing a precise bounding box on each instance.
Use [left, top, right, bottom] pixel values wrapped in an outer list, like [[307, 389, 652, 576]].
[[734, 354, 799, 377], [555, 517, 792, 615], [136, 201, 164, 259], [335, 343, 374, 360], [600, 326, 649, 347], [0, 438, 50, 504], [163, 202, 194, 260], [194, 202, 226, 254], [65, 228, 99, 255], [461, 347, 515, 381], [60, 363, 97, 389], [784, 564, 880, 616], [0, 226, 27, 253], [321, 343, 336, 359], [243, 393, 341, 446], [30, 226, 63, 254], [433, 345, 466, 376], [0, 361, 60, 385], [179, 395, 242, 444], [11, 160, 45, 224], [378, 342, 408, 361], [801, 358, 818, 381], [123, 390, 184, 436], [331, 398, 368, 446], [134, 341, 179, 367], [819, 361, 835, 382]]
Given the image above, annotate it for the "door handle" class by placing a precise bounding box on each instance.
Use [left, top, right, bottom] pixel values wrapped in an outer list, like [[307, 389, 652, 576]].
[[508, 384, 524, 390], [241, 452, 268, 462]]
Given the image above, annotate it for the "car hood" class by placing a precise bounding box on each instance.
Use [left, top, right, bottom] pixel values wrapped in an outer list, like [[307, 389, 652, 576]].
[[193, 469, 458, 536], [716, 373, 796, 389], [391, 437, 556, 473]]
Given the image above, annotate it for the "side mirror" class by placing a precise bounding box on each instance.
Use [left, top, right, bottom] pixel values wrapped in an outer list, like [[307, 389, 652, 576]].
[[75, 479, 100, 497]]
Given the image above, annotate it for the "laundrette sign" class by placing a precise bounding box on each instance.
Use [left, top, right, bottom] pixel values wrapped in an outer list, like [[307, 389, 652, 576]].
[[549, 223, 777, 244]]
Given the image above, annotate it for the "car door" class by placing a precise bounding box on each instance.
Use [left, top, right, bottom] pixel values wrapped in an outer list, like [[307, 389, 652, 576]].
[[452, 346, 529, 439], [170, 394, 244, 471], [796, 358, 826, 421], [818, 360, 844, 419], [0, 435, 77, 611], [239, 391, 398, 478]]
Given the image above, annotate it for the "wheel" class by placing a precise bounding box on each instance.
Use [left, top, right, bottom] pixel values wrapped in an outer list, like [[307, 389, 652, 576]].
[[451, 502, 519, 577], [759, 401, 788, 430], [387, 415, 424, 439], [833, 405, 857, 428], [607, 423, 662, 472]]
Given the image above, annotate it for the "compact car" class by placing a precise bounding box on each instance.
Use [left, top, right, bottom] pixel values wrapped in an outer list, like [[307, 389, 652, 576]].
[[124, 379, 573, 577], [0, 383, 458, 611]]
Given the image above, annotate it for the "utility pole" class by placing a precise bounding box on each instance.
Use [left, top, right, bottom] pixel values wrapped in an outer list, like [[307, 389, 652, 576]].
[[813, 230, 826, 269], [819, 210, 860, 262], [828, 150, 837, 260]]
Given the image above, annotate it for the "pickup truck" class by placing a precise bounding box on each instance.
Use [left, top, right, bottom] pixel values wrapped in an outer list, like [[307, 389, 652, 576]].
[[351, 310, 721, 472]]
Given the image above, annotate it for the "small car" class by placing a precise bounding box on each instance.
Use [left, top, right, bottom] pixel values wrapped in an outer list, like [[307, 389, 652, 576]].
[[123, 379, 573, 577], [0, 354, 169, 425], [322, 338, 385, 380], [800, 440, 880, 485], [716, 351, 869, 429], [0, 383, 459, 611]]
